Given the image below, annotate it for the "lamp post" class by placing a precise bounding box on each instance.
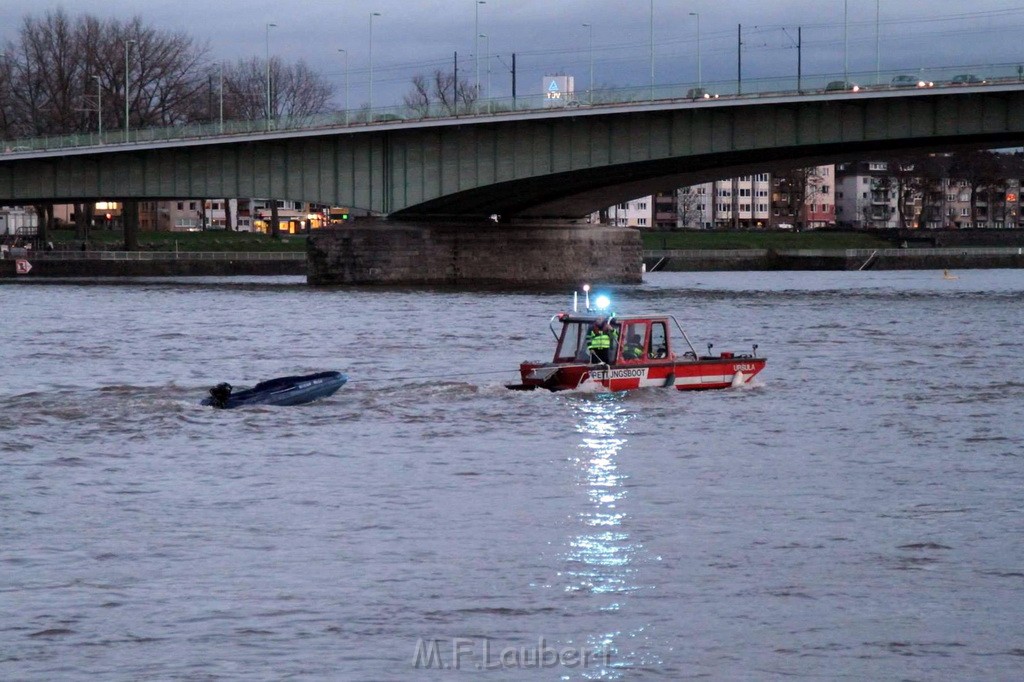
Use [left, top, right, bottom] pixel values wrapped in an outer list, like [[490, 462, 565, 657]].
[[337, 48, 349, 125], [265, 22, 276, 129], [124, 39, 135, 143], [843, 0, 848, 84], [475, 1, 485, 98], [369, 12, 381, 116], [478, 33, 490, 110], [649, 0, 655, 100], [582, 23, 593, 103], [874, 0, 880, 85], [689, 12, 701, 91], [92, 75, 102, 141]]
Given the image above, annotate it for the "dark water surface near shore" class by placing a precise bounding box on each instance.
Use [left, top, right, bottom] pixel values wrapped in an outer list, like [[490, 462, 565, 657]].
[[2, 271, 1023, 680]]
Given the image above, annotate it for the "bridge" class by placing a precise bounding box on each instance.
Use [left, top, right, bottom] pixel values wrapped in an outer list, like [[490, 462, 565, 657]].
[[4, 74, 1024, 284]]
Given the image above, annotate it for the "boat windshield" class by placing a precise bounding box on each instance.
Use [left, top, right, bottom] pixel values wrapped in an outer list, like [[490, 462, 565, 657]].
[[555, 321, 590, 362]]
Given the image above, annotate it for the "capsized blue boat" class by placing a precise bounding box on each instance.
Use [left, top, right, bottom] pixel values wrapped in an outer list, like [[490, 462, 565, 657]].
[[202, 371, 347, 408]]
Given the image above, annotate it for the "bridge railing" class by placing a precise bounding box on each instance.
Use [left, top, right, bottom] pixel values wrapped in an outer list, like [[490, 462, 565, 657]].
[[4, 61, 1024, 156]]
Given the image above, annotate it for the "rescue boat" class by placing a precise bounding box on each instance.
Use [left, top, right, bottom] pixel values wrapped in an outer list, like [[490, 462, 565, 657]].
[[506, 290, 766, 392]]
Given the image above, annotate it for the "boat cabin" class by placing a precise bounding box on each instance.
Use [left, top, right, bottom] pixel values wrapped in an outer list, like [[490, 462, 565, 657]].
[[552, 313, 688, 365]]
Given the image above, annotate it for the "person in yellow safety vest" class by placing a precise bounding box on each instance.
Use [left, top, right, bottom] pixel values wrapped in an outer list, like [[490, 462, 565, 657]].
[[586, 318, 614, 364], [623, 332, 644, 360]]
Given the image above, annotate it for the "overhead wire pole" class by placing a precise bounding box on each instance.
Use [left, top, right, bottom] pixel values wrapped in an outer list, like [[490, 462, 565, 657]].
[[737, 24, 742, 95], [93, 75, 102, 142], [218, 61, 224, 133]]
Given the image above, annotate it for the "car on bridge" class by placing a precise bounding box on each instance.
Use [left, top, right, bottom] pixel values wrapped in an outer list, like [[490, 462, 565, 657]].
[[890, 75, 934, 88], [949, 74, 987, 85], [686, 87, 720, 100], [824, 80, 860, 93]]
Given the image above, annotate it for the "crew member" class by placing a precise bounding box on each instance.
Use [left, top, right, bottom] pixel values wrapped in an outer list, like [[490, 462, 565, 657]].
[[586, 319, 613, 364], [623, 332, 645, 360]]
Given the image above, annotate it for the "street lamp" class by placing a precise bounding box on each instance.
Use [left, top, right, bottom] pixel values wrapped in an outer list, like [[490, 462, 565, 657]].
[[475, 1, 486, 98], [92, 75, 102, 141], [843, 0, 848, 84], [478, 33, 490, 111], [369, 12, 381, 116], [582, 23, 593, 104], [649, 0, 655, 99], [689, 12, 701, 91], [124, 39, 135, 143], [265, 22, 276, 129], [337, 48, 349, 125], [874, 0, 880, 85]]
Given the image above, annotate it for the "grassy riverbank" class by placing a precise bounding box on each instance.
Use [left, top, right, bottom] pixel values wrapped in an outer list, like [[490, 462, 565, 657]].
[[42, 227, 894, 253], [48, 229, 307, 252], [642, 230, 895, 250]]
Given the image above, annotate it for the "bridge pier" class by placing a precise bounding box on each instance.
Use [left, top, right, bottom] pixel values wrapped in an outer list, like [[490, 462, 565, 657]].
[[307, 220, 642, 287]]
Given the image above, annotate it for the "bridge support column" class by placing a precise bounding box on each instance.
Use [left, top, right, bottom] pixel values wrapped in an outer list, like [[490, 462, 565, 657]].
[[307, 220, 642, 287]]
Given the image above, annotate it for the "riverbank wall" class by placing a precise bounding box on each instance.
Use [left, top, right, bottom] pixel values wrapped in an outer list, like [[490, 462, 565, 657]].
[[0, 251, 306, 279], [644, 247, 1024, 272]]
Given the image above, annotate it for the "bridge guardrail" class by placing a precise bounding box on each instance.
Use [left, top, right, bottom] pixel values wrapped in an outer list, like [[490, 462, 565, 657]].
[[5, 61, 1024, 156]]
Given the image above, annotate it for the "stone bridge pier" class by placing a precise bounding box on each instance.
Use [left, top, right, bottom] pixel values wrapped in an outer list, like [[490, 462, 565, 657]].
[[307, 220, 642, 286]]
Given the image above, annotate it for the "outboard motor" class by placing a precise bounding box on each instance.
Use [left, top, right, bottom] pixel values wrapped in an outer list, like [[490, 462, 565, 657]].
[[208, 382, 233, 408]]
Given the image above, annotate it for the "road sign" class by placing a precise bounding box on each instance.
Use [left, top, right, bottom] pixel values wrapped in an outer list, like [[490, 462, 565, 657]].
[[15, 259, 32, 274]]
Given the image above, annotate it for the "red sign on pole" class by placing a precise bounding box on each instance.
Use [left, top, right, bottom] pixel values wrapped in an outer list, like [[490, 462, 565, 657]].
[[15, 259, 32, 274]]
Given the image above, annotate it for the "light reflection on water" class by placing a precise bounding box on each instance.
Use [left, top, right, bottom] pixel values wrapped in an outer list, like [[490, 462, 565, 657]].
[[561, 395, 662, 678]]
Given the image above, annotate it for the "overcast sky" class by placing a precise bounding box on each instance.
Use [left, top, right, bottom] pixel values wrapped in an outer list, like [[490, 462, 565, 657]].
[[3, 1, 1024, 107]]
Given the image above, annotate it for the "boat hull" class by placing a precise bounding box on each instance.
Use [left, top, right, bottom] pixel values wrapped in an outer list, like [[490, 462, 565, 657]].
[[508, 358, 765, 392], [202, 371, 347, 408]]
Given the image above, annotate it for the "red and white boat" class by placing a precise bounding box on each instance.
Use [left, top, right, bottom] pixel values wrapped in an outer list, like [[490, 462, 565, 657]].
[[507, 292, 766, 393]]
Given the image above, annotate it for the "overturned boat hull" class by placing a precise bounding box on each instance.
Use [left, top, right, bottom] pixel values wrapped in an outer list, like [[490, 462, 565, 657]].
[[202, 371, 347, 408]]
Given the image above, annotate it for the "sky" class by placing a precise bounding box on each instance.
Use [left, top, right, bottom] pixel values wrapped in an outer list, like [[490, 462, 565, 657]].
[[3, 1, 1024, 108]]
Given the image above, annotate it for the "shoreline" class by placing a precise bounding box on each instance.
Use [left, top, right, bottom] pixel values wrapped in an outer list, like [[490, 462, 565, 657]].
[[643, 247, 1024, 272]]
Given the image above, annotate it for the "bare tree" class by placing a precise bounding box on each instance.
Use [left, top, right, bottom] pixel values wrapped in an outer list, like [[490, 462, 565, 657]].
[[948, 150, 1004, 227], [1, 10, 209, 138], [222, 57, 334, 124], [403, 74, 431, 117], [403, 68, 477, 116], [675, 187, 704, 229]]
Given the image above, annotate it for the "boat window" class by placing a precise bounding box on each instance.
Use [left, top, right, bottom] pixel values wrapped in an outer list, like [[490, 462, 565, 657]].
[[649, 322, 669, 359], [555, 322, 589, 362], [621, 322, 648, 362]]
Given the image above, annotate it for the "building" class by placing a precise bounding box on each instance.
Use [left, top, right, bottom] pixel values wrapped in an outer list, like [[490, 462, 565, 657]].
[[0, 206, 39, 236], [616, 166, 836, 230]]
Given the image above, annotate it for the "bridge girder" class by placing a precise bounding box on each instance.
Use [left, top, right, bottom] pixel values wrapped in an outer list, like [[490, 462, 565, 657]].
[[2, 87, 1023, 219]]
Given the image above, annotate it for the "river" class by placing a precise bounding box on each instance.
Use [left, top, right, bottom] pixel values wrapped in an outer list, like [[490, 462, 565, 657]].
[[1, 270, 1023, 680]]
